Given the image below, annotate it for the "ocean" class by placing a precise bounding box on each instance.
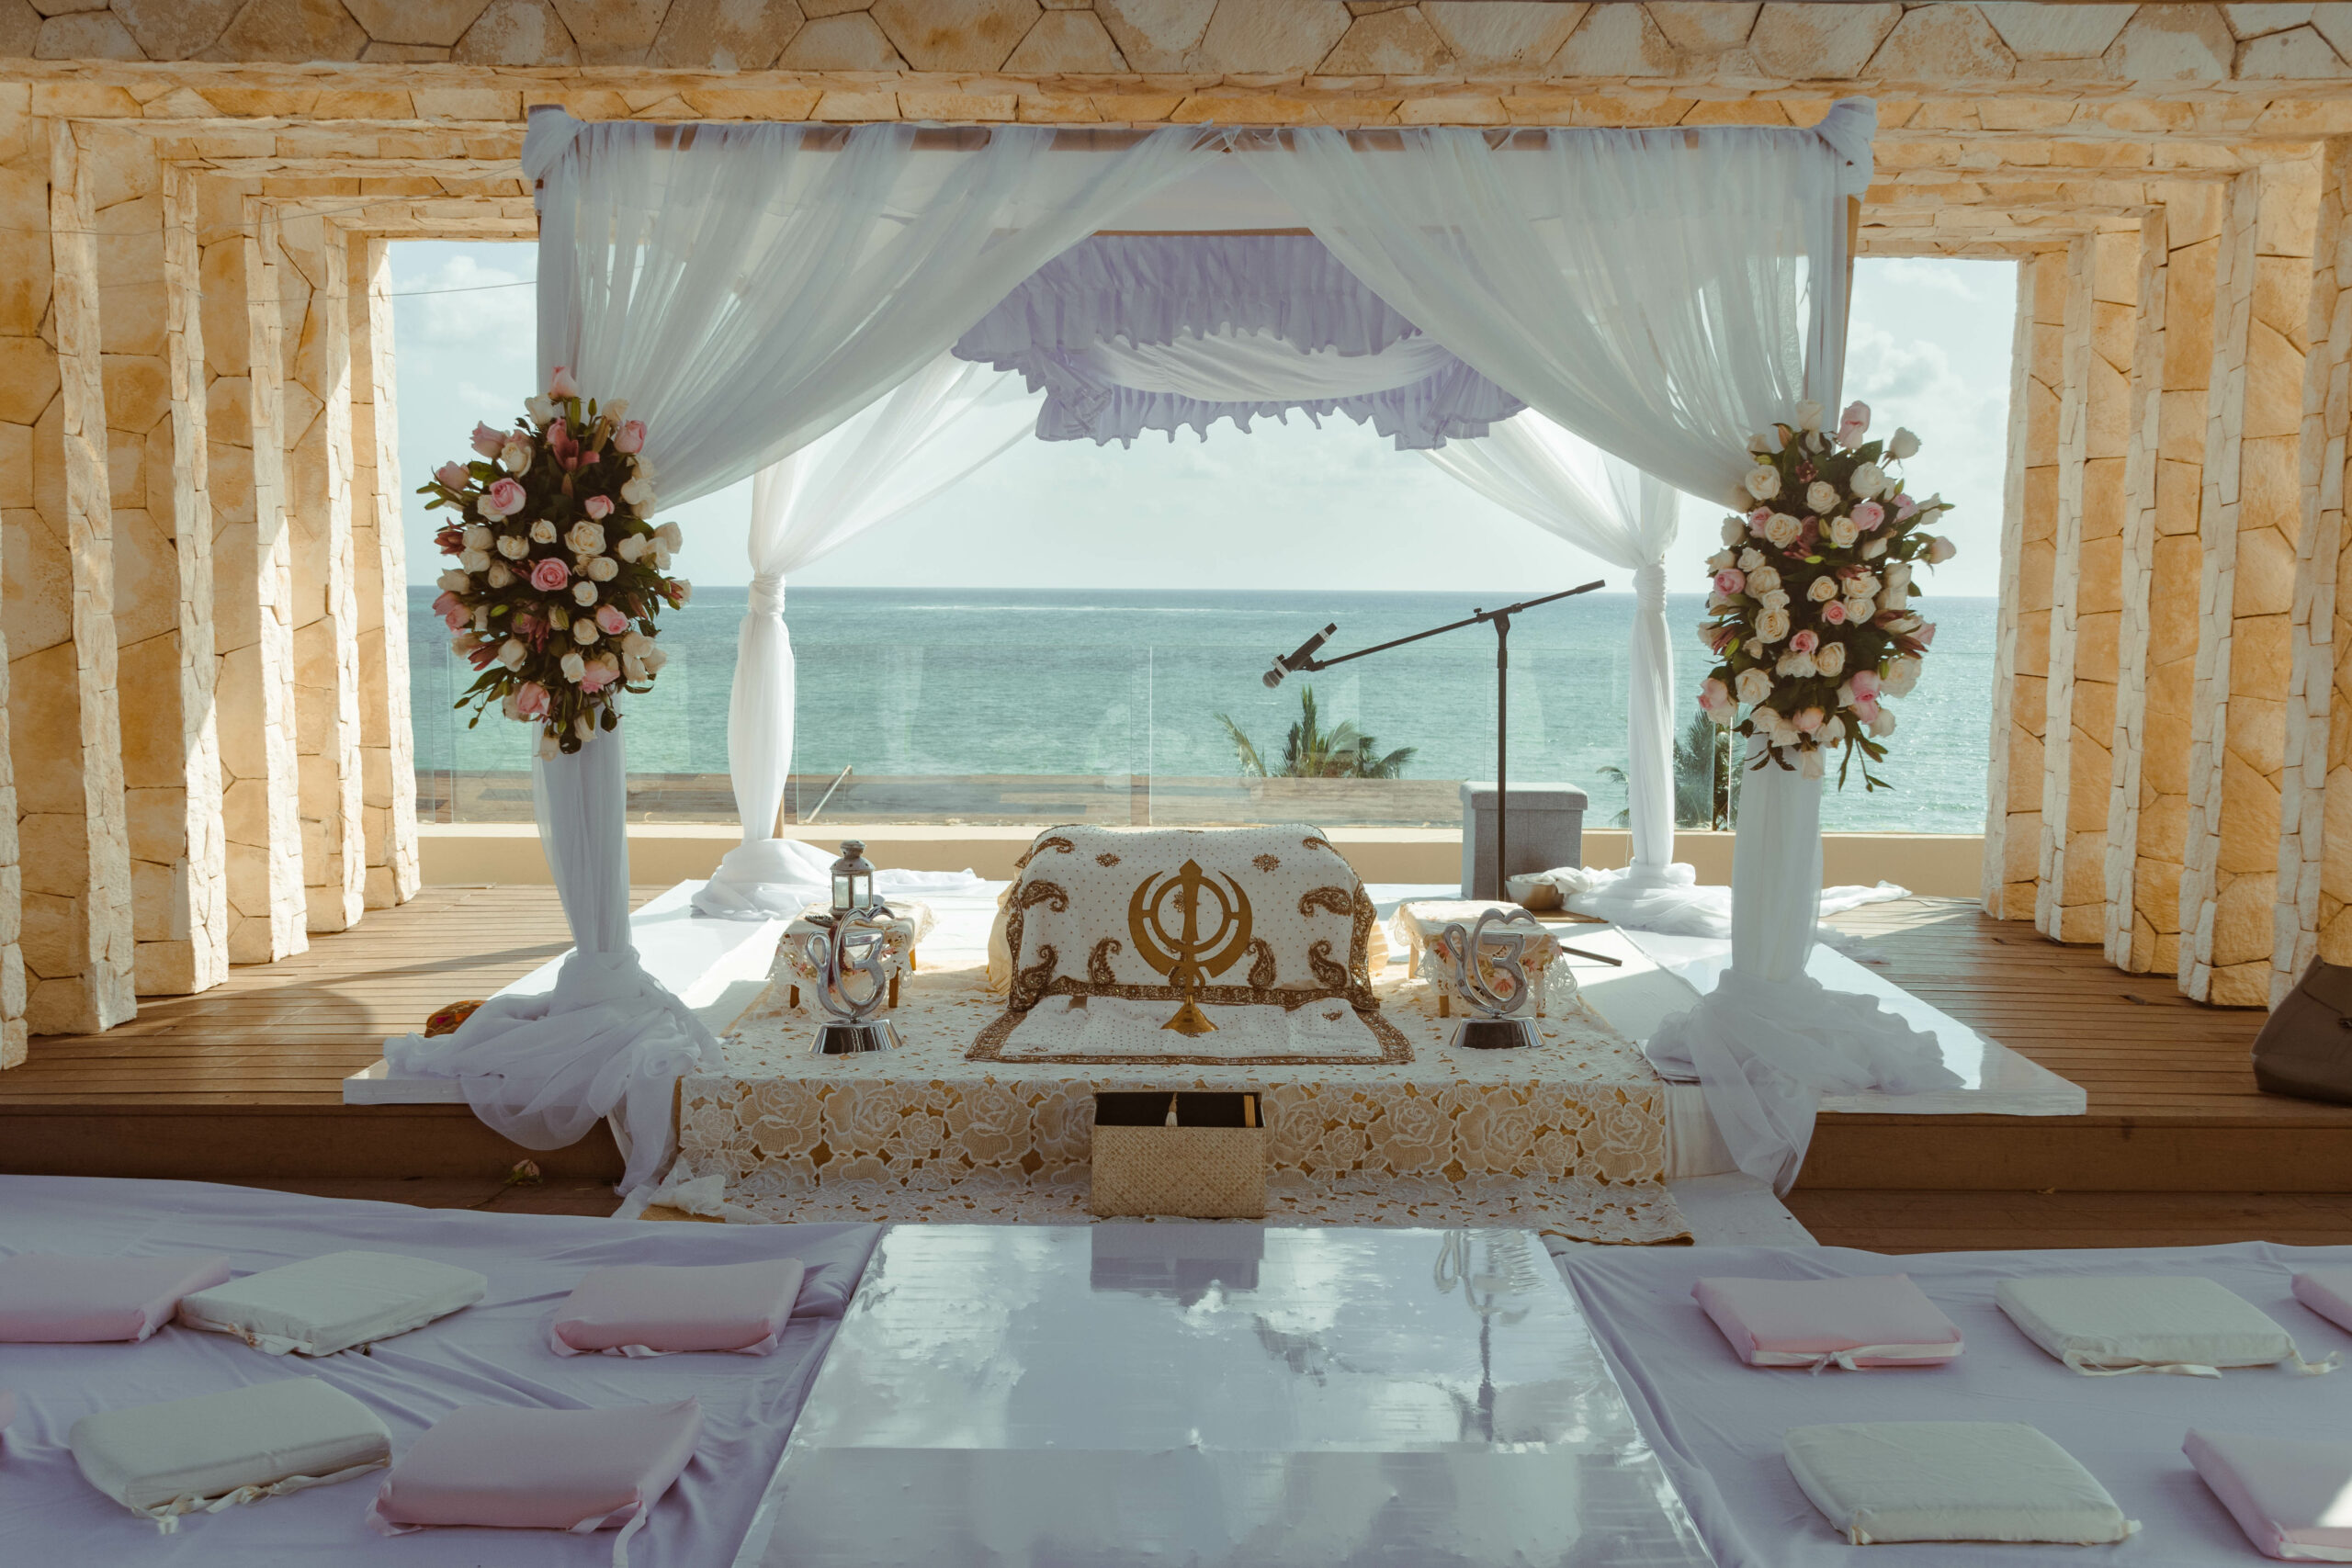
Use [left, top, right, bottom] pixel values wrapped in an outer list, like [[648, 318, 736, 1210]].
[[408, 586, 1996, 833]]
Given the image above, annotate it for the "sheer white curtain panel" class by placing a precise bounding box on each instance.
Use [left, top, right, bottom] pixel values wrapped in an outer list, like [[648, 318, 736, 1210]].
[[1241, 100, 1873, 502], [696, 356, 1038, 919]]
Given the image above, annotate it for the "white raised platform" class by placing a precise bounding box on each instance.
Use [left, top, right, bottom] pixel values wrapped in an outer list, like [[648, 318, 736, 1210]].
[[343, 880, 789, 1105]]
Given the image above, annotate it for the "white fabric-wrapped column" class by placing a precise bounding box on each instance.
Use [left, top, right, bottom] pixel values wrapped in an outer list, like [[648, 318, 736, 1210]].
[[695, 357, 1036, 919], [386, 726, 712, 1195]]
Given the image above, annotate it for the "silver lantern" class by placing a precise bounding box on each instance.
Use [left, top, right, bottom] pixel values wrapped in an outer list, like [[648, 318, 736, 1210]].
[[829, 840, 877, 919]]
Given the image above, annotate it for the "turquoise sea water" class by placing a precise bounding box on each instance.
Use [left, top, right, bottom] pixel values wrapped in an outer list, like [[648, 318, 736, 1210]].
[[409, 587, 1996, 833]]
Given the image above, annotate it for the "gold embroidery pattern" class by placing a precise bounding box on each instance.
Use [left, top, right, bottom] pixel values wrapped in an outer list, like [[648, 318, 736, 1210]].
[[970, 986, 1412, 1065], [1303, 836, 1334, 853], [1012, 834, 1076, 871], [1246, 939, 1276, 989], [1095, 852, 1121, 866], [1087, 938, 1122, 986], [1306, 939, 1349, 992], [1252, 853, 1280, 873], [1003, 878, 1069, 1015]]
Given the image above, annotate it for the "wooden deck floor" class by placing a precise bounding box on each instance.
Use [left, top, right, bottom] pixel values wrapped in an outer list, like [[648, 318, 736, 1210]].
[[4, 889, 2346, 1246]]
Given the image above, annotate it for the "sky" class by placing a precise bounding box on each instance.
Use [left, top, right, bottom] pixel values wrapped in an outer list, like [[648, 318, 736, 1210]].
[[388, 243, 2017, 599]]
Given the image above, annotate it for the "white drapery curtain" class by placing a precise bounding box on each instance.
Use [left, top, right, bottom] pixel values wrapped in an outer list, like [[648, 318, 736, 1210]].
[[695, 356, 1038, 919], [405, 114, 1224, 1190], [1241, 101, 1874, 502], [386, 727, 711, 1195], [1421, 415, 1725, 931]]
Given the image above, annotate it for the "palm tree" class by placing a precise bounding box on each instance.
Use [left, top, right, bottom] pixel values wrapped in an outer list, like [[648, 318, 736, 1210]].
[[1216, 685, 1417, 779], [1595, 709, 1733, 830]]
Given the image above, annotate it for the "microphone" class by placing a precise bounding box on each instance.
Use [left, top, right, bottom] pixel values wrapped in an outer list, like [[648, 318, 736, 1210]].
[[1264, 623, 1337, 688]]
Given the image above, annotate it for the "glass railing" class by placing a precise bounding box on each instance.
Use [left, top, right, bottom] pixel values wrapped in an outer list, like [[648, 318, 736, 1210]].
[[408, 586, 1994, 833]]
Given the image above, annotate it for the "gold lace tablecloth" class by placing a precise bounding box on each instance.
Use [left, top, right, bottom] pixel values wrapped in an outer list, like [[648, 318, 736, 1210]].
[[681, 961, 1685, 1245]]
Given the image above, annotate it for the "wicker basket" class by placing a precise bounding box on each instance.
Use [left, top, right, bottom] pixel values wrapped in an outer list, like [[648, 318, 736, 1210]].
[[1091, 1091, 1267, 1219]]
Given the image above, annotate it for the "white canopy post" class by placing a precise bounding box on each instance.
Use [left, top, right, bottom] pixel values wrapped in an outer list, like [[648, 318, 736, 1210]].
[[695, 356, 1037, 919]]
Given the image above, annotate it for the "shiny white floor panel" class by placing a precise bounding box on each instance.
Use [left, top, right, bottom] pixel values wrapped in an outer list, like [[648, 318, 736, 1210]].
[[736, 1224, 1714, 1568]]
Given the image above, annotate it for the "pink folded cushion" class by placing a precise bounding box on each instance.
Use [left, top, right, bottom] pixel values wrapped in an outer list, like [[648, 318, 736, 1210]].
[[0, 1254, 234, 1343], [1695, 1274, 1964, 1371], [369, 1399, 701, 1540], [2293, 1269, 2352, 1336], [2186, 1428, 2352, 1560], [549, 1259, 806, 1358]]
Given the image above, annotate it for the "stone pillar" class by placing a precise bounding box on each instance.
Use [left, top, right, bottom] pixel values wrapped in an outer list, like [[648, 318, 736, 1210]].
[[13, 120, 135, 1035], [277, 212, 364, 934], [2038, 231, 2135, 944], [103, 144, 226, 998], [2279, 140, 2352, 989], [2106, 185, 2223, 976], [2180, 158, 2323, 1007], [350, 235, 419, 909], [210, 192, 305, 964], [0, 88, 39, 1062], [1982, 249, 2065, 921]]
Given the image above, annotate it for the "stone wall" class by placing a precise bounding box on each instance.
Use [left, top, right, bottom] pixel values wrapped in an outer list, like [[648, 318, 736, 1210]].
[[2, 5, 2352, 1045]]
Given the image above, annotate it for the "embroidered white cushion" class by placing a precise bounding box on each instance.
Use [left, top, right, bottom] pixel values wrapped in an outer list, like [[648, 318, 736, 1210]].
[[1694, 1274, 1963, 1371], [2186, 1428, 2352, 1562], [549, 1259, 806, 1357], [177, 1251, 487, 1357], [1785, 1422, 2136, 1546], [2293, 1269, 2352, 1335], [1996, 1275, 2335, 1377], [70, 1377, 390, 1530]]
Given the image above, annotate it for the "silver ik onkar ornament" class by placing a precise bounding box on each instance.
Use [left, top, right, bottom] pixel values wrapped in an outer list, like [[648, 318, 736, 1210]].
[[1437, 908, 1547, 1051], [804, 910, 902, 1056]]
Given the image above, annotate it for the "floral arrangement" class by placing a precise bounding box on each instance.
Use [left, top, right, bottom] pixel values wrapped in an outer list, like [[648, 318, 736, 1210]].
[[422, 368, 691, 757], [1693, 399, 1955, 787]]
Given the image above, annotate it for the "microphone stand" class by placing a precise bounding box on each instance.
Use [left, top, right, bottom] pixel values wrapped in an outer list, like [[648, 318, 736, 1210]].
[[1271, 582, 1623, 968]]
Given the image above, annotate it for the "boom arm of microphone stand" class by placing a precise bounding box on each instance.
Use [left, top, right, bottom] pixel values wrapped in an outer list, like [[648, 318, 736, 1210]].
[[1289, 581, 1609, 673]]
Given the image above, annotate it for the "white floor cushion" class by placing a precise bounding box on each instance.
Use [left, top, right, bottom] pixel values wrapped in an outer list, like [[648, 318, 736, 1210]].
[[1996, 1274, 2338, 1377], [70, 1377, 390, 1531], [2187, 1428, 2352, 1562], [1693, 1273, 1963, 1371], [1785, 1421, 2136, 1546], [177, 1250, 487, 1356]]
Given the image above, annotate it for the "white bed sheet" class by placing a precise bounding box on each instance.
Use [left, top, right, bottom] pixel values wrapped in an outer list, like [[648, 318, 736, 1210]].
[[0, 1176, 876, 1566], [1557, 1241, 2352, 1568]]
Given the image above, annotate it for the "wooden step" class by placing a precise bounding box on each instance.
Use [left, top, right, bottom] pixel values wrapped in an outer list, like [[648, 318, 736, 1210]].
[[0, 1103, 623, 1183]]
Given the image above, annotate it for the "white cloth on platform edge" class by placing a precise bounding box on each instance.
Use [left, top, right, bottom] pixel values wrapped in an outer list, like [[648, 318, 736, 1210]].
[[1645, 752, 1958, 1193], [1526, 861, 1910, 940], [386, 728, 717, 1196]]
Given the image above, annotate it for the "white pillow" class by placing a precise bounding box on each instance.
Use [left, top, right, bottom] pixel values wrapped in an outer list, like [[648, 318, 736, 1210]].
[[1785, 1422, 2136, 1546], [1996, 1275, 2339, 1378], [177, 1251, 487, 1357], [71, 1377, 390, 1532]]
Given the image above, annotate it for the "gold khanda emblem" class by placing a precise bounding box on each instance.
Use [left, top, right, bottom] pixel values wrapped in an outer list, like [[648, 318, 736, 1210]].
[[1127, 859, 1254, 1036]]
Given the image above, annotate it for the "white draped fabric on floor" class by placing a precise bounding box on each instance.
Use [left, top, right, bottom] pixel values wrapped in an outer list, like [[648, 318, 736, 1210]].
[[418, 96, 1948, 1197]]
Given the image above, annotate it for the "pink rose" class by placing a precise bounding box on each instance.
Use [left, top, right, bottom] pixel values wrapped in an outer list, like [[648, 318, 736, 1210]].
[[470, 422, 504, 457], [1848, 670, 1882, 702], [529, 558, 571, 592], [1794, 706, 1825, 733], [486, 478, 526, 517], [431, 590, 459, 616], [1790, 629, 1818, 654], [1821, 600, 1849, 625], [548, 366, 581, 399], [1852, 696, 1881, 724], [1713, 569, 1746, 595], [1926, 536, 1957, 564], [1699, 676, 1731, 714], [1850, 500, 1885, 531], [435, 461, 469, 489], [613, 420, 647, 455], [1894, 492, 1917, 521], [1914, 621, 1938, 647], [1836, 400, 1870, 448], [1747, 506, 1770, 528], [594, 604, 629, 637], [579, 659, 618, 694], [583, 494, 614, 521], [514, 682, 550, 718]]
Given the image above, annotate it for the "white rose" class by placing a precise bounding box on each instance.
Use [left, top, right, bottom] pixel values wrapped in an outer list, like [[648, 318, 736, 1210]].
[[1806, 480, 1839, 513], [1747, 431, 1777, 455], [587, 556, 618, 581], [1735, 667, 1772, 706], [1816, 640, 1847, 677], [1822, 712, 1846, 742], [1800, 749, 1826, 780], [537, 730, 560, 759], [1747, 565, 1781, 594], [498, 638, 526, 669], [616, 533, 648, 562], [476, 493, 502, 518], [621, 476, 656, 507], [673, 580, 692, 605], [1708, 548, 1736, 571], [1776, 650, 1818, 679], [1754, 606, 1791, 644], [1720, 515, 1746, 547], [575, 714, 595, 741], [621, 628, 650, 656], [1888, 427, 1920, 459], [604, 398, 629, 422], [531, 519, 558, 544], [501, 693, 520, 720], [1862, 536, 1888, 559], [654, 521, 683, 551], [1884, 561, 1912, 594], [1866, 706, 1898, 738], [496, 534, 527, 560], [462, 525, 492, 551], [1883, 657, 1922, 696], [1851, 462, 1887, 499], [1927, 535, 1958, 565], [1806, 575, 1838, 603], [572, 618, 599, 645], [458, 547, 491, 573], [436, 569, 469, 592], [571, 581, 597, 607], [642, 644, 668, 674], [623, 653, 647, 682], [1744, 466, 1781, 502], [1826, 514, 1860, 548], [651, 546, 672, 570], [450, 632, 480, 655], [526, 394, 556, 424], [1849, 571, 1881, 599], [1763, 513, 1803, 548], [487, 561, 513, 589], [1845, 593, 1878, 625], [499, 440, 531, 476], [566, 521, 607, 556], [472, 606, 489, 632], [1739, 547, 1764, 571], [1795, 400, 1824, 433], [1757, 589, 1790, 612], [560, 650, 587, 682]]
